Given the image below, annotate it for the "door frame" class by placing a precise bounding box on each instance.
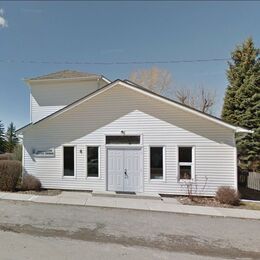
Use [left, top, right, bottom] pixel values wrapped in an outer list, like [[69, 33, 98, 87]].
[[106, 146, 144, 192]]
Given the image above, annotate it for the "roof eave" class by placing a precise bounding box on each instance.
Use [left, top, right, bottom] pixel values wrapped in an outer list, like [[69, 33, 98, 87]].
[[101, 75, 111, 84], [235, 127, 253, 133], [24, 75, 102, 84], [124, 80, 254, 133], [16, 123, 32, 135]]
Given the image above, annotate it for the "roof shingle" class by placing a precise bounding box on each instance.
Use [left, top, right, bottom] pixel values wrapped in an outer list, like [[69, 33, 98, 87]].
[[28, 70, 100, 80]]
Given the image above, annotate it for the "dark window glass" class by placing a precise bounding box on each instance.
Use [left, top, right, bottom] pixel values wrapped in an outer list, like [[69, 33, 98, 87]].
[[106, 136, 140, 144], [87, 147, 99, 177], [64, 147, 74, 176], [150, 147, 163, 179], [179, 147, 192, 162], [179, 166, 191, 180]]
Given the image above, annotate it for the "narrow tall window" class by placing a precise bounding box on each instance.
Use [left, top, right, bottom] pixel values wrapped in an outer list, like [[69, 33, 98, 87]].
[[63, 147, 75, 177], [87, 147, 99, 177], [150, 147, 163, 180], [178, 147, 193, 180]]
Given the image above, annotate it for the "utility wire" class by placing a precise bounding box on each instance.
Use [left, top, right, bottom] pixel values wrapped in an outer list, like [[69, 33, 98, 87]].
[[0, 58, 231, 65]]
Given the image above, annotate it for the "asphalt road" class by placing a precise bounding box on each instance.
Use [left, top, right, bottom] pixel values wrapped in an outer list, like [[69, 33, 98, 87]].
[[0, 200, 259, 260]]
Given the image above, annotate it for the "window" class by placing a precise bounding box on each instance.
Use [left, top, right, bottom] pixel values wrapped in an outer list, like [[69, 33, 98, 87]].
[[63, 147, 75, 177], [178, 147, 194, 181], [150, 147, 164, 180], [106, 135, 140, 145], [87, 147, 99, 177]]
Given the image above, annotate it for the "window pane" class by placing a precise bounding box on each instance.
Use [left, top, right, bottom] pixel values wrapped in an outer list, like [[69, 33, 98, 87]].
[[179, 147, 192, 162], [150, 147, 163, 179], [64, 147, 74, 176], [180, 166, 191, 180], [87, 147, 99, 177], [106, 136, 140, 144]]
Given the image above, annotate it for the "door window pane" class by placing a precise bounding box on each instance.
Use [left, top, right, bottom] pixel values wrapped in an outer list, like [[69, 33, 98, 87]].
[[150, 147, 163, 179], [64, 147, 74, 176], [106, 136, 140, 144], [87, 147, 99, 177]]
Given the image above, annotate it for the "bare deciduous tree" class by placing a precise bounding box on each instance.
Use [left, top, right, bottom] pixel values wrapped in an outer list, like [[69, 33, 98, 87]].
[[175, 86, 216, 114], [129, 67, 172, 95], [129, 67, 216, 114]]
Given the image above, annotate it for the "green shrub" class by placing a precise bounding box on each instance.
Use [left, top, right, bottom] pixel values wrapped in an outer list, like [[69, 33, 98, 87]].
[[0, 160, 22, 191], [215, 186, 240, 206], [21, 174, 41, 191], [0, 153, 13, 161]]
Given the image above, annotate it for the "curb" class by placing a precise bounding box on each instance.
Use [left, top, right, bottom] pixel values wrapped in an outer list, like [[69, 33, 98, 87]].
[[0, 196, 260, 220]]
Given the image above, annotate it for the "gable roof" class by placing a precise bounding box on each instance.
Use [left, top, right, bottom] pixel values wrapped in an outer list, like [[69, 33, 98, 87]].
[[26, 70, 111, 83], [17, 79, 252, 134]]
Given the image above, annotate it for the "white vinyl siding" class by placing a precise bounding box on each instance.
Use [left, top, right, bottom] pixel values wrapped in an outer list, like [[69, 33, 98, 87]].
[[30, 79, 107, 122], [23, 84, 236, 196]]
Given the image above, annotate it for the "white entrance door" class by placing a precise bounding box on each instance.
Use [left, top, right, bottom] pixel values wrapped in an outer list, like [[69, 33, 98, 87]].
[[107, 148, 142, 192], [107, 149, 124, 191]]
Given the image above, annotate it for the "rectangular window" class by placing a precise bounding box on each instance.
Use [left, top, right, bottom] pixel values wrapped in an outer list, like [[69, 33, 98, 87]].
[[63, 147, 75, 177], [150, 147, 163, 180], [106, 135, 140, 145], [178, 147, 193, 180], [87, 147, 99, 177]]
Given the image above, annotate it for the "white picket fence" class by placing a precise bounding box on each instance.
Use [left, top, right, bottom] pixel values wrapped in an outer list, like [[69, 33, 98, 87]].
[[247, 172, 260, 191]]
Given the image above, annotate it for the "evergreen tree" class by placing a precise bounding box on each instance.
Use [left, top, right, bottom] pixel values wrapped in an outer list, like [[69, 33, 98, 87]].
[[0, 120, 5, 153], [5, 122, 19, 153], [222, 38, 260, 171]]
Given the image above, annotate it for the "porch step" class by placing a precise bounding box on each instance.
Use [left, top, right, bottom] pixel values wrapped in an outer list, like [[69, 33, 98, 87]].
[[92, 191, 161, 200]]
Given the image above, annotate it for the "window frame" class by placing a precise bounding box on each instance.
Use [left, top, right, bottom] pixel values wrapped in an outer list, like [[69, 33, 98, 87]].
[[149, 145, 166, 181], [177, 146, 195, 182], [86, 145, 100, 179], [62, 145, 76, 179]]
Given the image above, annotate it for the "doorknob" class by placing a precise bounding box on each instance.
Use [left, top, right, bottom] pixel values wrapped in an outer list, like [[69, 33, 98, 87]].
[[124, 169, 128, 177]]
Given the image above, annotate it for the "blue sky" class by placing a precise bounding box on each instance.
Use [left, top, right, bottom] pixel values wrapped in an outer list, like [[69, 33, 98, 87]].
[[0, 1, 259, 129]]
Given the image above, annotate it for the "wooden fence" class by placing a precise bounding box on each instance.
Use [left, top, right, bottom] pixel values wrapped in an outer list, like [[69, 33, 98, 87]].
[[247, 172, 260, 191]]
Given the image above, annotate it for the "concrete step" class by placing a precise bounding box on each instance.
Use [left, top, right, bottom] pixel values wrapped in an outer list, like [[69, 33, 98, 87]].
[[92, 191, 162, 200]]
